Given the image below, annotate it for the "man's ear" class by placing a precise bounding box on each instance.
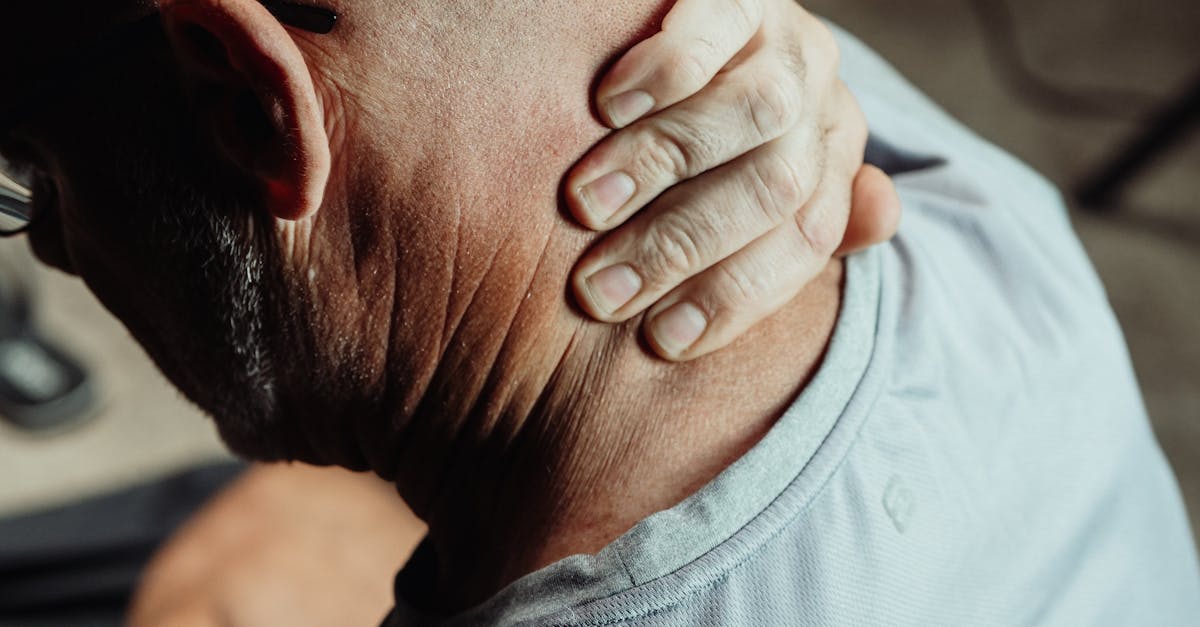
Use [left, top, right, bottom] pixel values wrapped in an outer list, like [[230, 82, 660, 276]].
[[162, 0, 330, 221]]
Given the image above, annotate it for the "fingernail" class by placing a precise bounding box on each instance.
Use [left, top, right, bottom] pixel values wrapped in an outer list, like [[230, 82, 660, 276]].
[[650, 302, 708, 356], [578, 172, 636, 224], [585, 264, 643, 315], [605, 90, 655, 128]]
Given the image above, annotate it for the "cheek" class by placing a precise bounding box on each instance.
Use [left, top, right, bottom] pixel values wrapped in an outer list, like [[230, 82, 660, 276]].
[[25, 140, 142, 278], [41, 176, 208, 385], [39, 188, 141, 288], [64, 227, 169, 344]]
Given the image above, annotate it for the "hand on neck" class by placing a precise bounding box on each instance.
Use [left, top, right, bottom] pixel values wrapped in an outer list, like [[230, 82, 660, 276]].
[[289, 13, 848, 604]]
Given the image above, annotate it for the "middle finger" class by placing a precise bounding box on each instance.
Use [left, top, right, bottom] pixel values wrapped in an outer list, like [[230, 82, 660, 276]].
[[572, 124, 823, 322], [566, 55, 813, 231]]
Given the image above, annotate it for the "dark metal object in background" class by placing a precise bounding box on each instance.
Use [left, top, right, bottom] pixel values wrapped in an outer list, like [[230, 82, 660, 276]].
[[962, 0, 1199, 212], [0, 329, 96, 434], [0, 252, 96, 434], [1077, 76, 1200, 209]]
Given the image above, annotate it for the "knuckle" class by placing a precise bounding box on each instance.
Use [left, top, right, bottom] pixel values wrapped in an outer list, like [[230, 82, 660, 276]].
[[847, 92, 868, 133], [819, 24, 841, 71], [726, 0, 764, 33], [841, 87, 870, 148], [794, 205, 843, 258], [713, 261, 770, 310], [801, 15, 839, 66], [796, 21, 838, 88], [634, 124, 698, 180], [667, 47, 712, 93], [749, 150, 807, 222], [641, 217, 707, 282], [743, 72, 801, 140], [782, 39, 808, 84], [821, 113, 868, 177]]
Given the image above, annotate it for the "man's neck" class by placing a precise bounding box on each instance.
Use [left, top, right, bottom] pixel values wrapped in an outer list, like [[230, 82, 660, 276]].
[[398, 254, 845, 613]]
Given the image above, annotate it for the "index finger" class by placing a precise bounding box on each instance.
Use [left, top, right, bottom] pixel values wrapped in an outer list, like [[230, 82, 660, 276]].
[[596, 0, 765, 128]]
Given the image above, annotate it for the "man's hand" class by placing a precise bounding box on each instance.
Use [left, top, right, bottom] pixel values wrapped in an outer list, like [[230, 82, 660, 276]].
[[127, 465, 426, 627], [567, 0, 900, 361]]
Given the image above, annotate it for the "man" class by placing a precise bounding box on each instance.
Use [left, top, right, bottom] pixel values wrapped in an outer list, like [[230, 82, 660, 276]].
[[2, 0, 898, 621], [3, 0, 1198, 626]]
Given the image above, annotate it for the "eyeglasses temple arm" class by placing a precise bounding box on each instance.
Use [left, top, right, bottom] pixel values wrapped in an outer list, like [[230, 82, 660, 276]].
[[259, 0, 338, 34]]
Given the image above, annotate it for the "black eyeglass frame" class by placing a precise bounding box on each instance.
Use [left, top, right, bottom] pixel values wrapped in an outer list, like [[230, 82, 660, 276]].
[[0, 0, 339, 237]]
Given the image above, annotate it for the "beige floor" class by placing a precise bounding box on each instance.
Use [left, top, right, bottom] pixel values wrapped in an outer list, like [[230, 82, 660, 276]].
[[2, 0, 1198, 537]]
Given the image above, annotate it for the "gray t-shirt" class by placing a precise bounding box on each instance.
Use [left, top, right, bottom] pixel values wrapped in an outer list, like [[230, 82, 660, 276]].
[[386, 26, 1200, 626]]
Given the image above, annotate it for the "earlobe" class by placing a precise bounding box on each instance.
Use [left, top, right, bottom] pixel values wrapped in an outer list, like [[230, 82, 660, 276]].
[[162, 0, 330, 221]]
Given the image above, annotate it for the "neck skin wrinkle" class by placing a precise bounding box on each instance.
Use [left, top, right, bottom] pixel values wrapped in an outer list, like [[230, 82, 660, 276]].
[[397, 243, 844, 613], [274, 0, 845, 613]]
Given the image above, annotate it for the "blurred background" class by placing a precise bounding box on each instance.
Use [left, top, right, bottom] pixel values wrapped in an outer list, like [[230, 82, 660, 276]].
[[1, 0, 1198, 547]]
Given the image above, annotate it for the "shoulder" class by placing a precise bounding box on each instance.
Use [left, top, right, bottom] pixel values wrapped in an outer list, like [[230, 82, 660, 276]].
[[829, 22, 1120, 364]]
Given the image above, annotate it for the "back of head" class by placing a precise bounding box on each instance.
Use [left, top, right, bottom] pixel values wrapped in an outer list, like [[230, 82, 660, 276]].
[[0, 0, 673, 468]]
